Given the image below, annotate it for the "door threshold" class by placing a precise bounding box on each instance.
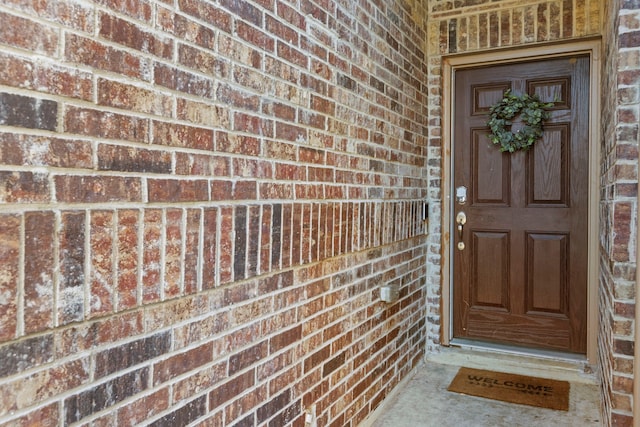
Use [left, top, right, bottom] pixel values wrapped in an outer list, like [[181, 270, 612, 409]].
[[429, 339, 598, 384]]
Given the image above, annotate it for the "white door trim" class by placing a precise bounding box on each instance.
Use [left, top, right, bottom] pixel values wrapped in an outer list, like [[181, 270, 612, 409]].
[[440, 38, 602, 364]]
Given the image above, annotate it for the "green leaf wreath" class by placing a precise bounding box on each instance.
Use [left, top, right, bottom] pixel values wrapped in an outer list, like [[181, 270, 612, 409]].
[[486, 90, 555, 152]]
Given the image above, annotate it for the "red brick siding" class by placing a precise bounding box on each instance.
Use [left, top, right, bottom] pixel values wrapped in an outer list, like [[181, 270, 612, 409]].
[[599, 1, 640, 425], [0, 0, 429, 425]]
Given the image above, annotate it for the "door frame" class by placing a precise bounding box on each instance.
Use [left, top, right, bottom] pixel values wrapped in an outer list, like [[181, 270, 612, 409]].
[[441, 38, 602, 363]]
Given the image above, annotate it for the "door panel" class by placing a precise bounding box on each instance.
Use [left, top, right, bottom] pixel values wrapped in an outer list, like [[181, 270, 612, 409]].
[[473, 131, 510, 204], [472, 231, 509, 309], [452, 56, 589, 354], [526, 232, 568, 315], [529, 125, 568, 205]]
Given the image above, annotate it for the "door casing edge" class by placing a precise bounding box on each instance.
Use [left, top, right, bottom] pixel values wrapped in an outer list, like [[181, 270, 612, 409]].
[[440, 37, 602, 365]]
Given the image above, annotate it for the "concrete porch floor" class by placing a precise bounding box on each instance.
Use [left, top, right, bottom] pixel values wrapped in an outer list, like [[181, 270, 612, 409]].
[[365, 349, 602, 427]]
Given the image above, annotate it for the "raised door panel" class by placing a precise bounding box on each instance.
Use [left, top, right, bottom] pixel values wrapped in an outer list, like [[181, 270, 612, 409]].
[[473, 130, 510, 205], [471, 231, 510, 310], [472, 83, 511, 115], [526, 233, 569, 316], [527, 124, 569, 206]]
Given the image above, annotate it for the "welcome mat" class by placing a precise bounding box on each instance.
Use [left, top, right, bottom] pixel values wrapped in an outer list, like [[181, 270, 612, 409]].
[[447, 367, 570, 411]]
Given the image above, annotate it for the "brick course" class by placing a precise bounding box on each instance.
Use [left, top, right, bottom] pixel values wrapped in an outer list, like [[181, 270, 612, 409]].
[[0, 0, 428, 425]]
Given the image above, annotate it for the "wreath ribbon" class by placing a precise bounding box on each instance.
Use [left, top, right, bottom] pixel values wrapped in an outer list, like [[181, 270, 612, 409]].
[[486, 90, 554, 152]]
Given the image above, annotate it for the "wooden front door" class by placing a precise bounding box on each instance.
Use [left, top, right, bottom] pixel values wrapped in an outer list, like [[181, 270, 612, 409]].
[[452, 56, 590, 354]]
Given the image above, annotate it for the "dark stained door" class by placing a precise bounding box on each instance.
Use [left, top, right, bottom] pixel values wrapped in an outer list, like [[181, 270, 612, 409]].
[[452, 56, 590, 354]]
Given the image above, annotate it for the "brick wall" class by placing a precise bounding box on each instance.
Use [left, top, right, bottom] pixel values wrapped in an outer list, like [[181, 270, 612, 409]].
[[0, 0, 429, 425], [599, 0, 640, 425]]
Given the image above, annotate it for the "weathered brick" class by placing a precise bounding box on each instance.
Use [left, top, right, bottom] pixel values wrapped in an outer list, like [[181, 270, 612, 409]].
[[3, 133, 92, 170], [281, 204, 293, 268], [8, 0, 94, 31], [257, 389, 291, 424], [152, 120, 214, 150], [177, 97, 230, 127], [233, 157, 272, 179], [89, 210, 115, 318], [270, 325, 302, 354], [0, 359, 89, 415], [0, 334, 53, 378], [201, 207, 218, 289], [116, 388, 170, 427], [58, 211, 86, 325], [217, 132, 261, 157], [247, 205, 261, 277], [153, 342, 213, 385], [219, 207, 234, 284], [154, 63, 215, 98], [99, 143, 171, 174], [0, 52, 92, 101], [234, 206, 248, 281], [169, 12, 215, 48], [178, 0, 232, 33], [234, 181, 258, 200], [184, 209, 201, 294], [56, 175, 142, 203], [236, 21, 274, 51], [144, 295, 208, 332], [98, 78, 173, 116], [216, 84, 260, 111], [148, 395, 207, 427], [276, 122, 308, 143], [266, 15, 299, 46], [148, 178, 209, 202], [611, 412, 633, 427], [65, 367, 148, 424], [0, 93, 57, 131], [116, 209, 140, 311], [55, 311, 143, 357], [270, 204, 282, 269], [291, 204, 303, 265], [267, 400, 301, 427], [209, 369, 255, 408], [233, 111, 275, 137], [229, 341, 269, 375], [99, 13, 172, 59], [174, 152, 229, 176], [164, 208, 183, 299], [173, 361, 227, 402], [65, 34, 149, 80], [259, 205, 272, 274], [300, 0, 326, 23], [2, 402, 58, 427], [0, 171, 50, 203], [303, 344, 331, 373], [0, 11, 58, 55], [97, 0, 152, 21], [142, 209, 162, 303], [23, 212, 55, 333], [95, 332, 171, 378], [0, 214, 19, 341], [64, 106, 150, 143]]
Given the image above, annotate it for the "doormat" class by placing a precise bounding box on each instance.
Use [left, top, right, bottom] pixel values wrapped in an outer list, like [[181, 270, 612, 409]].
[[447, 367, 570, 411]]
